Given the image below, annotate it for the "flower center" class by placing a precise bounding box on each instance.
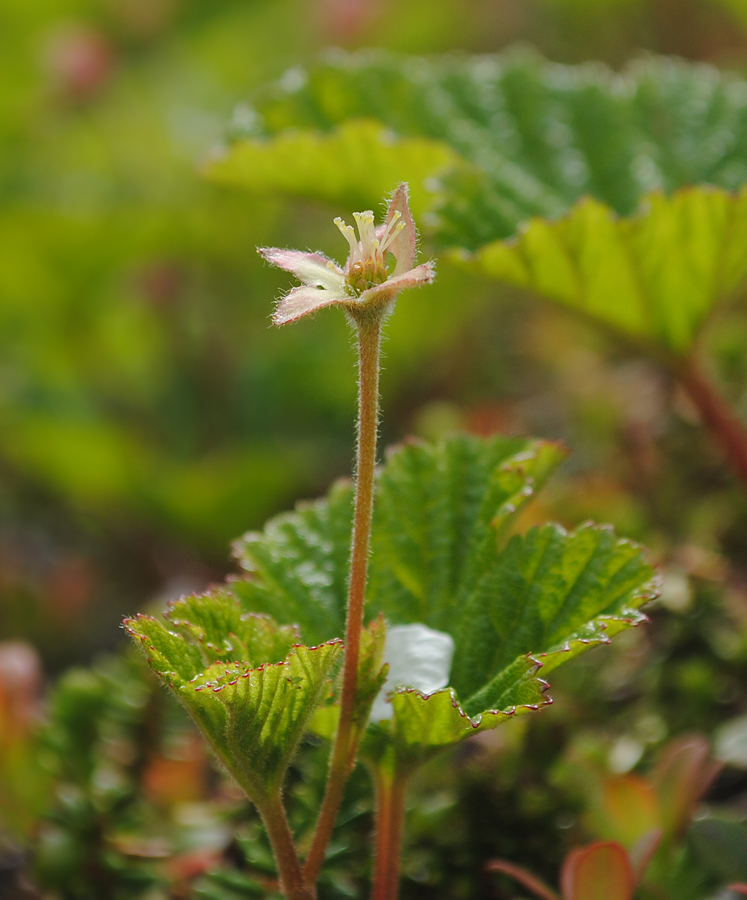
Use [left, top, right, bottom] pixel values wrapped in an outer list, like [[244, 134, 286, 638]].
[[335, 209, 405, 294]]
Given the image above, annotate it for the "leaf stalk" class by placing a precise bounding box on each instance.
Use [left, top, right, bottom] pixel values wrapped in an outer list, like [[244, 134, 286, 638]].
[[258, 792, 315, 900]]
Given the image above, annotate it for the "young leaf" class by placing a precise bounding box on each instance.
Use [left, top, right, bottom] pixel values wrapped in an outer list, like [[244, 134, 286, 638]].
[[310, 616, 389, 741], [560, 842, 635, 900], [124, 591, 343, 802], [366, 662, 548, 770]]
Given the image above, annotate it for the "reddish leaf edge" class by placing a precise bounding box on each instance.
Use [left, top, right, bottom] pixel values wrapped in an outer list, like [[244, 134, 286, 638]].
[[123, 612, 343, 688], [486, 859, 561, 900]]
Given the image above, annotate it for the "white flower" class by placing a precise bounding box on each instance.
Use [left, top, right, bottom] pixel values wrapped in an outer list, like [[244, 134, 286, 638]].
[[370, 623, 455, 722], [258, 184, 435, 325]]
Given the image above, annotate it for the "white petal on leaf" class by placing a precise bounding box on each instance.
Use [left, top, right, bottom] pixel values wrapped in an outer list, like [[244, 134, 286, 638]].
[[371, 623, 455, 721]]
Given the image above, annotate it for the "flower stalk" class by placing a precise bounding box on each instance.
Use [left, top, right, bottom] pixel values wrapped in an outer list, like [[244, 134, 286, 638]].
[[303, 311, 383, 884], [258, 184, 435, 896]]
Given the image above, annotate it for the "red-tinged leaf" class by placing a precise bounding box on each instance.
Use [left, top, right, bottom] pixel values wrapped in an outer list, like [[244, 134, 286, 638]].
[[600, 775, 661, 849], [630, 829, 662, 881], [561, 842, 635, 900], [486, 860, 560, 900], [653, 734, 722, 842]]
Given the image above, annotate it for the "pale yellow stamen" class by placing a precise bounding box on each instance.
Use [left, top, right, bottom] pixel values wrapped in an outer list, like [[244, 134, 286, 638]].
[[335, 208, 406, 294]]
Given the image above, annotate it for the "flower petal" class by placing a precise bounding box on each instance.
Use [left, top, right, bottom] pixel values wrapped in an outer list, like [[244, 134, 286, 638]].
[[370, 624, 455, 722], [384, 184, 418, 275], [273, 285, 349, 326], [259, 248, 345, 291], [360, 261, 436, 306]]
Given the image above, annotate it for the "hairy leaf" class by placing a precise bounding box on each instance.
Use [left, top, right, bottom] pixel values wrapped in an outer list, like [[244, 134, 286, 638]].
[[231, 436, 656, 763], [125, 591, 342, 802]]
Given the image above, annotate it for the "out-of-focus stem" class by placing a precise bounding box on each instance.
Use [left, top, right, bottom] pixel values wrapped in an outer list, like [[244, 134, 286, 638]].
[[677, 355, 747, 489], [303, 312, 383, 885]]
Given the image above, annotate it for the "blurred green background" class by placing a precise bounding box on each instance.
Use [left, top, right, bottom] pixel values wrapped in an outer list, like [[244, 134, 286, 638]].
[[3, 0, 747, 671], [6, 2, 747, 896]]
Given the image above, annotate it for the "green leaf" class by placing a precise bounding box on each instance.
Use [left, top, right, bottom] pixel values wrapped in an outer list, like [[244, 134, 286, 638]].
[[230, 435, 657, 766], [468, 186, 747, 353], [233, 435, 564, 644], [124, 591, 343, 802], [166, 587, 301, 668], [365, 659, 548, 770], [368, 435, 567, 633], [232, 479, 355, 643], [309, 616, 389, 741], [689, 817, 747, 882], [222, 50, 747, 245], [207, 118, 459, 220], [454, 523, 654, 711], [216, 50, 747, 354]]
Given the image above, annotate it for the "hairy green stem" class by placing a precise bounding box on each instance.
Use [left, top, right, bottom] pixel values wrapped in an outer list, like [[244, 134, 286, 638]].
[[303, 312, 383, 885], [258, 793, 315, 900], [371, 768, 409, 900]]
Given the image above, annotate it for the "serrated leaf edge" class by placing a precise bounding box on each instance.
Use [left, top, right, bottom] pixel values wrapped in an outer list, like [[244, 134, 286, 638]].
[[390, 652, 552, 729]]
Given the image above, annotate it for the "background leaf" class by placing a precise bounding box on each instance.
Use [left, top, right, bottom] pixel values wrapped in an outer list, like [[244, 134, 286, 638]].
[[469, 186, 747, 353], [212, 50, 747, 355], [208, 118, 459, 220], [561, 841, 635, 900], [218, 50, 747, 247]]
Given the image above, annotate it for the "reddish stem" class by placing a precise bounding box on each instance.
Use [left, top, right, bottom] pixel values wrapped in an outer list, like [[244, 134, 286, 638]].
[[258, 793, 315, 900], [303, 313, 383, 885], [676, 355, 747, 489], [371, 769, 409, 900]]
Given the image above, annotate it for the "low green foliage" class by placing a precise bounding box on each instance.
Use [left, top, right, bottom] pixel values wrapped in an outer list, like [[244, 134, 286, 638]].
[[139, 436, 657, 783], [126, 598, 343, 802]]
